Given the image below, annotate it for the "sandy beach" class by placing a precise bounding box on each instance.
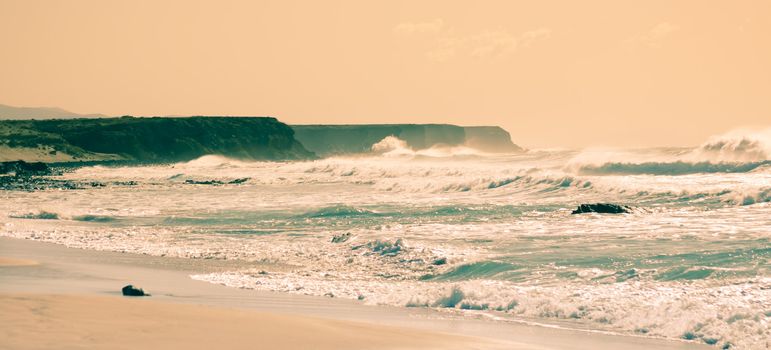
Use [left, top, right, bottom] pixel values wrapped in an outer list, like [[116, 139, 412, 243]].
[[0, 257, 37, 267], [1, 294, 501, 350], [3, 1, 769, 348], [0, 239, 506, 350], [0, 237, 709, 350]]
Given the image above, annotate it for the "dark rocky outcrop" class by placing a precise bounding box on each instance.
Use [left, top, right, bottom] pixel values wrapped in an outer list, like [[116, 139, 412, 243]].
[[0, 176, 82, 191], [121, 285, 149, 296], [291, 124, 522, 157], [0, 116, 315, 163], [184, 179, 225, 185], [228, 178, 250, 184], [432, 257, 448, 265], [0, 176, 107, 191], [0, 161, 77, 191], [571, 203, 632, 214], [183, 178, 250, 185], [0, 160, 50, 176]]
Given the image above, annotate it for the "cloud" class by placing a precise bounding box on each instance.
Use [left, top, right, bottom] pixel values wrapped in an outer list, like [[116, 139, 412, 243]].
[[468, 30, 520, 58], [393, 19, 551, 61], [649, 22, 679, 37], [625, 22, 680, 48], [428, 27, 551, 61], [393, 19, 444, 35], [519, 28, 553, 47]]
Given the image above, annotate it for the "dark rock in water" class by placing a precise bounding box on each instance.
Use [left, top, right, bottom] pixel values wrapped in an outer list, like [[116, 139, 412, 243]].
[[432, 257, 447, 265], [228, 177, 250, 184], [0, 174, 82, 191], [112, 181, 138, 186], [0, 161, 87, 191], [571, 203, 632, 214], [184, 179, 224, 185], [0, 160, 50, 176], [121, 285, 149, 296]]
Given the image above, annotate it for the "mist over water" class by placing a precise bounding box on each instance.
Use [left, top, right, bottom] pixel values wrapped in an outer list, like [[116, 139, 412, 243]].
[[2, 130, 770, 349]]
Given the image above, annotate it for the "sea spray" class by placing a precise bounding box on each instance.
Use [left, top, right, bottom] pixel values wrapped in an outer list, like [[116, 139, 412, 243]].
[[2, 136, 770, 349]]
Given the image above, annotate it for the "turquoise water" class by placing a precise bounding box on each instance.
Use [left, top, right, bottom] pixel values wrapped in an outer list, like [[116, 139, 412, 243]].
[[1, 143, 770, 348]]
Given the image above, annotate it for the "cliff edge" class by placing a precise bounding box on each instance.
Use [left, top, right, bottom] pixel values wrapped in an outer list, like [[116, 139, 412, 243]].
[[292, 124, 522, 157], [0, 117, 315, 163]]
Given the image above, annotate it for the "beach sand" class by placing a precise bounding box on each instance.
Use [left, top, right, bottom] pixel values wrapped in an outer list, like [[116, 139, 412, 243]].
[[0, 257, 38, 267], [0, 237, 708, 350], [0, 293, 501, 350]]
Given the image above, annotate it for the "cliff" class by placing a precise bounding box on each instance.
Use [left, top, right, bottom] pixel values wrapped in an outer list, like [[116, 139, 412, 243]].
[[0, 117, 315, 162], [291, 124, 522, 156], [462, 126, 523, 153]]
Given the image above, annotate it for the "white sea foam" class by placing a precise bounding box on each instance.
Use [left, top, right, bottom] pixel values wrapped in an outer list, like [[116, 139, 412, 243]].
[[2, 137, 770, 349], [692, 128, 771, 162], [371, 135, 490, 158]]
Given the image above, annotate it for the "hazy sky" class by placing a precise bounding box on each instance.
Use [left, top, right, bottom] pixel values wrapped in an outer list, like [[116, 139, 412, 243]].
[[1, 0, 769, 148]]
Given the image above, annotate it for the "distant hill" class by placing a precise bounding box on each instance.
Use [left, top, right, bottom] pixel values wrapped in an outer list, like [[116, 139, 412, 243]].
[[0, 104, 107, 119]]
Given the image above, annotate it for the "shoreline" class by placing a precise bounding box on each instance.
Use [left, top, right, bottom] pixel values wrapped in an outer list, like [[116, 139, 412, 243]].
[[1, 293, 498, 350], [0, 237, 708, 349]]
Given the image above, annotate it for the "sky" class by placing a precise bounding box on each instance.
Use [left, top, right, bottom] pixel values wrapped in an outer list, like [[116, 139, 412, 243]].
[[1, 0, 769, 148]]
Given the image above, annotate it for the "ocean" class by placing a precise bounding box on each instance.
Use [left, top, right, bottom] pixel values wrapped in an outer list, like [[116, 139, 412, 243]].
[[1, 133, 769, 349]]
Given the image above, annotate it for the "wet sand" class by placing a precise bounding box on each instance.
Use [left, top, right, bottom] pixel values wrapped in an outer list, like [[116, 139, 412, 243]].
[[0, 257, 38, 267], [0, 293, 505, 350], [0, 237, 708, 350]]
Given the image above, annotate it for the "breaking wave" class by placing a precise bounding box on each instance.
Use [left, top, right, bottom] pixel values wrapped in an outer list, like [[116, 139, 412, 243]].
[[4, 135, 771, 348], [691, 128, 771, 162], [301, 205, 378, 218], [9, 211, 59, 220], [577, 160, 771, 175], [371, 135, 488, 158], [569, 128, 771, 176]]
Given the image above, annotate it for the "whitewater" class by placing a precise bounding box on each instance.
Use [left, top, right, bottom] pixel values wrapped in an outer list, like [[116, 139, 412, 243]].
[[1, 131, 769, 349]]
